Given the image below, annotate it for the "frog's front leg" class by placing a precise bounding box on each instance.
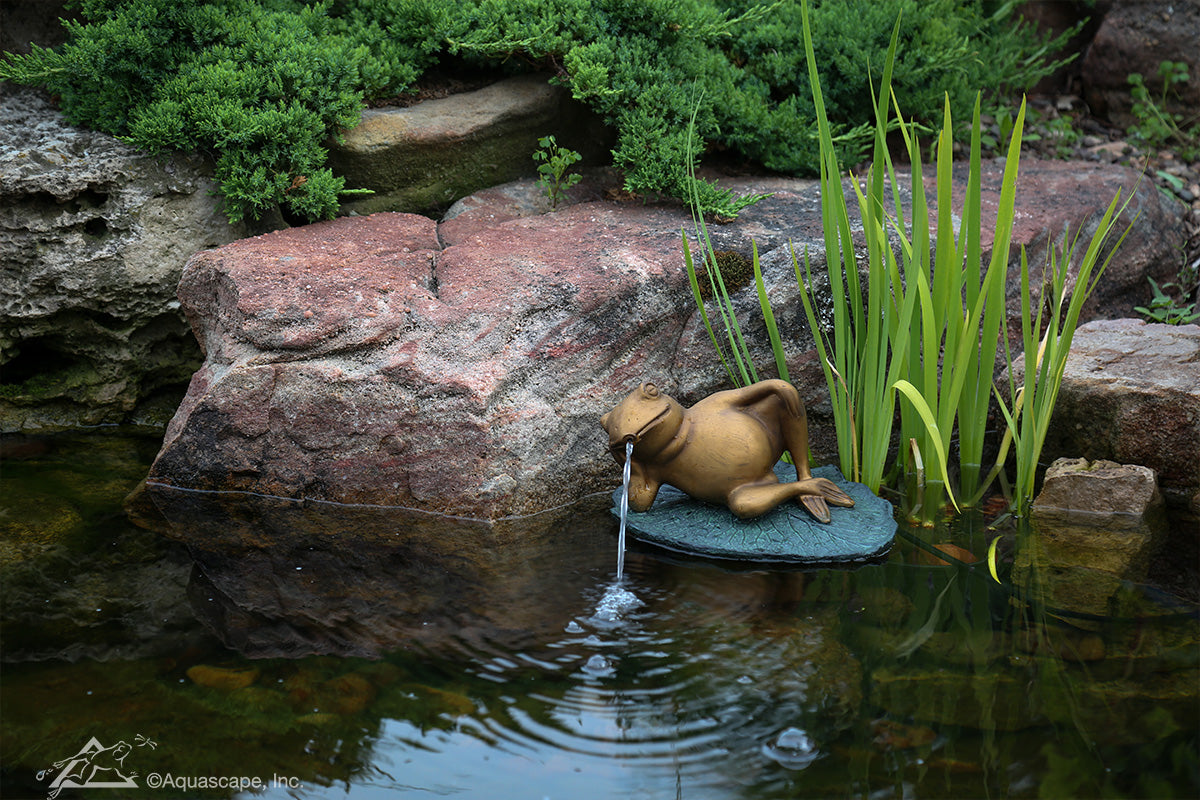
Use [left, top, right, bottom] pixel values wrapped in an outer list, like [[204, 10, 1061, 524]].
[[627, 461, 662, 512]]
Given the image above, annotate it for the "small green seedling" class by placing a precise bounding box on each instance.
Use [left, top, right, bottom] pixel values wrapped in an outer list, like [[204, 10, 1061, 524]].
[[1128, 60, 1199, 160], [533, 135, 583, 209], [1134, 276, 1200, 325]]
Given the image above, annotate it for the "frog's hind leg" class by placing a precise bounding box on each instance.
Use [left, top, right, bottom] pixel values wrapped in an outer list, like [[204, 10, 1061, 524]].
[[727, 380, 856, 521], [755, 382, 856, 519], [727, 478, 852, 523], [727, 480, 801, 520]]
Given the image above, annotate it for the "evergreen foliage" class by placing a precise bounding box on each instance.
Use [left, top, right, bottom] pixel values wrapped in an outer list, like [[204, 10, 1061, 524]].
[[1, 0, 1074, 223]]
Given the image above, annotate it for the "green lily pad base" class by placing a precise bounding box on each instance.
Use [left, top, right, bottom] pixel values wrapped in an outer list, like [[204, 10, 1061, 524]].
[[610, 464, 896, 564]]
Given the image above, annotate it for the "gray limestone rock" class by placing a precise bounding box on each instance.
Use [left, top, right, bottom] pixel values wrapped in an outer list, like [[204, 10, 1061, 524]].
[[0, 88, 246, 430], [1033, 457, 1165, 523]]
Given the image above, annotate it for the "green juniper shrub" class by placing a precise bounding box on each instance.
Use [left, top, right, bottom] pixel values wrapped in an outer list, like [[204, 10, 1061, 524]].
[[0, 0, 400, 223], [2, 0, 1076, 223]]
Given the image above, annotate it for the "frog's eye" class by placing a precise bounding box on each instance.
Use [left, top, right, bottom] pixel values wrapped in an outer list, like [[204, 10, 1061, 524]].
[[642, 382, 659, 398]]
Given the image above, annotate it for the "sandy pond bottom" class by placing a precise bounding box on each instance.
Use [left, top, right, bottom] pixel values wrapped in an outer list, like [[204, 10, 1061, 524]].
[[1, 428, 1197, 799]]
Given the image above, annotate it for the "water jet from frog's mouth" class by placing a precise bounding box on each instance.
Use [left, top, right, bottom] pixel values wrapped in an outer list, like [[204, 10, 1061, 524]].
[[617, 439, 632, 582], [588, 439, 643, 625]]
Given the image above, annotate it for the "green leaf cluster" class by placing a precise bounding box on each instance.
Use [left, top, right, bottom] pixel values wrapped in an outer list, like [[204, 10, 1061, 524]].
[[1128, 60, 1200, 161], [1134, 277, 1200, 325], [532, 135, 582, 209], [1, 0, 1073, 223]]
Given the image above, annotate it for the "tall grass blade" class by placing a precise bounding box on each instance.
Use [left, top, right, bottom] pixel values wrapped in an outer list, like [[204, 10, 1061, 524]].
[[753, 241, 790, 383]]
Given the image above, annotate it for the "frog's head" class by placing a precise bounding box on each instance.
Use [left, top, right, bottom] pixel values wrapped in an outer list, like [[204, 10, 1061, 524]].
[[600, 382, 685, 462]]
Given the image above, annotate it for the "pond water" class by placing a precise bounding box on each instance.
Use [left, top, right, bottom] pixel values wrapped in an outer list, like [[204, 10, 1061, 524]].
[[2, 428, 1197, 799]]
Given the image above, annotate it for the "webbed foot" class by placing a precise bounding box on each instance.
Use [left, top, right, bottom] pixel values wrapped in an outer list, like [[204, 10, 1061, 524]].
[[797, 477, 855, 523], [800, 494, 832, 523]]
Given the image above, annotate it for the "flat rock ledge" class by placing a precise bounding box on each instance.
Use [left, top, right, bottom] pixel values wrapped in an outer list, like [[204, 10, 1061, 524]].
[[147, 159, 1188, 520], [1018, 319, 1200, 510]]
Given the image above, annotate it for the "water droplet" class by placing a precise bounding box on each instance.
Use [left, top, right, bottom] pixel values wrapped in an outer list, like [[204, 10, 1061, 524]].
[[762, 727, 821, 770], [582, 654, 615, 678]]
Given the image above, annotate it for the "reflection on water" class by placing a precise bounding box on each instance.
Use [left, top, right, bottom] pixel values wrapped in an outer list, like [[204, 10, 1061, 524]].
[[1, 429, 1198, 799]]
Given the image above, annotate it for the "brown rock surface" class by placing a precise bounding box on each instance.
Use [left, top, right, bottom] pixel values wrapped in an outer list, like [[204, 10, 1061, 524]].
[[328, 74, 611, 215], [1033, 457, 1164, 521], [1022, 457, 1169, 620]]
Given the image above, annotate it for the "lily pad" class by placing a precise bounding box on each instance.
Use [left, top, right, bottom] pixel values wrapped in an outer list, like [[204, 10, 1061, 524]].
[[610, 464, 896, 564]]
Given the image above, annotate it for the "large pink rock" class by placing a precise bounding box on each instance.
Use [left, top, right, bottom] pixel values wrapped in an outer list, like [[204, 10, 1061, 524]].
[[147, 159, 1186, 519], [151, 205, 708, 518]]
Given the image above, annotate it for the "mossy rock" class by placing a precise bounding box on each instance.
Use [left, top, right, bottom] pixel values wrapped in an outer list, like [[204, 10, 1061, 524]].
[[186, 664, 261, 691], [694, 250, 755, 300]]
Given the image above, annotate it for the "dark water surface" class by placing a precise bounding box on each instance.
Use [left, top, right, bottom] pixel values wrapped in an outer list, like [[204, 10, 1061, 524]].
[[2, 428, 1197, 799]]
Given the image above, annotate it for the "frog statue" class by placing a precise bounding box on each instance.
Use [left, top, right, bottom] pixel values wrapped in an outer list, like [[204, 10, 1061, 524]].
[[600, 380, 855, 523]]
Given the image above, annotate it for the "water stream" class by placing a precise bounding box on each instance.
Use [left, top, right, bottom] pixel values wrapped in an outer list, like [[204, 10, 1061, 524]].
[[617, 438, 633, 581], [592, 439, 641, 623]]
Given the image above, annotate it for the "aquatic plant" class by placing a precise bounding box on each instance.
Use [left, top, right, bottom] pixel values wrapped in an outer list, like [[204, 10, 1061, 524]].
[[793, 0, 1133, 521], [994, 202, 1134, 518], [687, 0, 1133, 521], [681, 101, 775, 389]]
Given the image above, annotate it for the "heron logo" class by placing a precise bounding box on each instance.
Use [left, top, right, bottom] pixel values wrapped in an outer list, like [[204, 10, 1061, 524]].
[[38, 734, 156, 799]]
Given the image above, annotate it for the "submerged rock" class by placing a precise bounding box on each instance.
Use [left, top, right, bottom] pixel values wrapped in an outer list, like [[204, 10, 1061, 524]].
[[1014, 458, 1169, 620], [186, 664, 260, 691], [142, 481, 618, 658], [870, 662, 1198, 741], [0, 430, 197, 663]]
